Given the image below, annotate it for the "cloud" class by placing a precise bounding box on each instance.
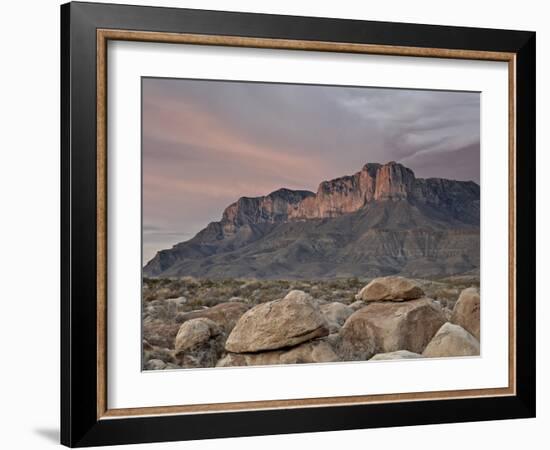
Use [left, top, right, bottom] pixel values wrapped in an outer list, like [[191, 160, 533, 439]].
[[337, 87, 480, 161]]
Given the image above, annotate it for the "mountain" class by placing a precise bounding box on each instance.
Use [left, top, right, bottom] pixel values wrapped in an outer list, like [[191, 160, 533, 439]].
[[144, 161, 480, 279]]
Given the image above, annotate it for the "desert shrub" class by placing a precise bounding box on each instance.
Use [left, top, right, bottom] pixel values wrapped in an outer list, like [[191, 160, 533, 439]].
[[142, 275, 477, 313]]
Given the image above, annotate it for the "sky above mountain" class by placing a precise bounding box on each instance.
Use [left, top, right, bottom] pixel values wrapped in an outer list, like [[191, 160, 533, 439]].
[[142, 77, 480, 264]]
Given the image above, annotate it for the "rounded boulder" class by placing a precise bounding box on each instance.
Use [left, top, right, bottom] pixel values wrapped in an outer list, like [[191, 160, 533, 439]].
[[225, 290, 329, 353], [355, 276, 425, 302]]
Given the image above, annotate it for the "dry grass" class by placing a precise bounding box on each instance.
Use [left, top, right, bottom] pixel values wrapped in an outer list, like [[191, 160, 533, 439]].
[[143, 276, 366, 311]]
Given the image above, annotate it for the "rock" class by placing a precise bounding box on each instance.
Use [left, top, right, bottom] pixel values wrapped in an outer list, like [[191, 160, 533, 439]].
[[339, 314, 377, 361], [355, 276, 425, 302], [320, 302, 354, 333], [225, 290, 329, 353], [340, 298, 446, 359], [451, 287, 480, 340], [280, 340, 338, 364], [325, 332, 342, 347], [373, 161, 415, 201], [423, 322, 480, 358], [144, 359, 167, 370], [174, 318, 224, 368], [175, 302, 249, 333], [217, 340, 339, 367], [142, 319, 180, 349], [216, 353, 247, 367], [174, 318, 221, 353], [284, 289, 314, 302], [349, 300, 365, 311], [370, 350, 424, 361]]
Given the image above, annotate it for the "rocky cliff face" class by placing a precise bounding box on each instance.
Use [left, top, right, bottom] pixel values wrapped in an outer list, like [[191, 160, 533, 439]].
[[144, 162, 480, 279], [217, 161, 478, 229]]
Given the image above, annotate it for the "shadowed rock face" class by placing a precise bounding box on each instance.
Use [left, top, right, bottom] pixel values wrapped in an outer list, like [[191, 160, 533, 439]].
[[144, 161, 480, 279], [217, 340, 338, 367]]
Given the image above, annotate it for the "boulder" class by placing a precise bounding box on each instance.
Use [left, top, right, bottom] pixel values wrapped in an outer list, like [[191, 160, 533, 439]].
[[349, 300, 365, 311], [284, 289, 314, 303], [217, 340, 338, 367], [370, 350, 424, 361], [174, 318, 221, 352], [225, 290, 329, 353], [320, 302, 354, 333], [325, 332, 343, 348], [279, 340, 338, 364], [144, 359, 167, 370], [175, 301, 249, 333], [216, 353, 248, 367], [423, 322, 480, 358], [142, 318, 180, 349], [340, 298, 446, 360], [174, 318, 224, 368], [339, 317, 377, 361], [355, 276, 424, 302], [451, 287, 480, 340]]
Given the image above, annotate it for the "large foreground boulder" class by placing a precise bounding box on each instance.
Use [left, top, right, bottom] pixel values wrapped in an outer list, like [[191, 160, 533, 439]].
[[355, 276, 425, 302], [369, 350, 424, 361], [225, 290, 329, 353], [217, 340, 338, 367], [175, 301, 249, 333], [423, 322, 480, 358], [340, 298, 446, 360], [174, 318, 224, 368], [451, 287, 480, 340]]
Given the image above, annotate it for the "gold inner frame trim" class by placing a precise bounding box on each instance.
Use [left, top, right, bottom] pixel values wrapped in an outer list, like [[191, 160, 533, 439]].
[[96, 28, 517, 420]]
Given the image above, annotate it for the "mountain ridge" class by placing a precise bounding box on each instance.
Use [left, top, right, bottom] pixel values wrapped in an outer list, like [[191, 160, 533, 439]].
[[144, 161, 480, 279]]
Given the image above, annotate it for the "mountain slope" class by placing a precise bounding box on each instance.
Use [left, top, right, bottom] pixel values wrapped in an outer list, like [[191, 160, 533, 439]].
[[144, 162, 480, 279]]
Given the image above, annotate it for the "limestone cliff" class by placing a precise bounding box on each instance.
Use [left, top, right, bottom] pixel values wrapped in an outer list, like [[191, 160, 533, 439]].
[[144, 162, 479, 279]]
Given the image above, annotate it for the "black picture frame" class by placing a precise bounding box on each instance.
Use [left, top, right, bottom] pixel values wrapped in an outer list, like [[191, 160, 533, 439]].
[[61, 2, 536, 447]]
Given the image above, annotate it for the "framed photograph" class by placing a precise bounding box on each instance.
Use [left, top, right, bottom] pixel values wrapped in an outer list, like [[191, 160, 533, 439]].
[[61, 2, 536, 447]]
